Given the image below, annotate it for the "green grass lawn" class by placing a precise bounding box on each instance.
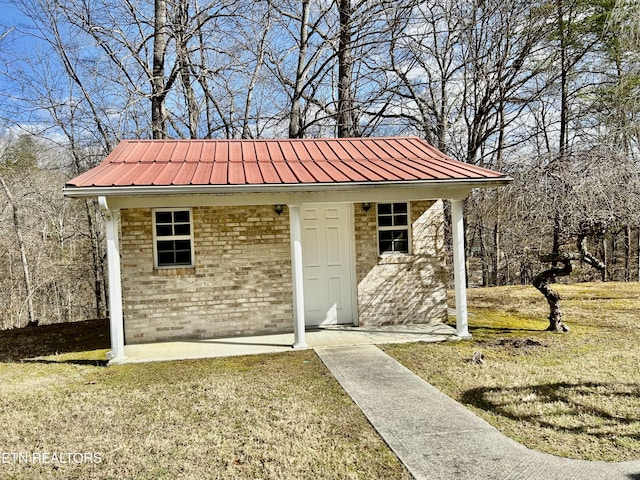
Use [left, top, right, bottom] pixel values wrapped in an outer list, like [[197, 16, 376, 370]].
[[383, 281, 640, 462]]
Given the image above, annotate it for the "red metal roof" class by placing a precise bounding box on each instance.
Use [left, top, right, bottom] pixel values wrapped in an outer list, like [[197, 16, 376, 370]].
[[66, 137, 508, 189]]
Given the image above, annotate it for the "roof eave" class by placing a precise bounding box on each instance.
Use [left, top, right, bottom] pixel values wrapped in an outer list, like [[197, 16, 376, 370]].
[[63, 177, 512, 199]]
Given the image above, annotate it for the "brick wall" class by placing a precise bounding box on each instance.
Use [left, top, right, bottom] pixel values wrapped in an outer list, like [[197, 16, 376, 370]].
[[119, 201, 447, 343], [354, 200, 448, 326], [120, 206, 292, 343]]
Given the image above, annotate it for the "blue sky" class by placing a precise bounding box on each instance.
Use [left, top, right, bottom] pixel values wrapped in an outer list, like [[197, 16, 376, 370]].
[[1, 2, 39, 75], [1, 2, 26, 32]]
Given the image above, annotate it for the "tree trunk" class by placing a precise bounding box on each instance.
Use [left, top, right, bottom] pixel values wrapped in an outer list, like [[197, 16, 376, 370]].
[[175, 1, 198, 138], [551, 212, 561, 267], [624, 225, 630, 282], [492, 220, 500, 286], [478, 222, 490, 287], [601, 235, 608, 281], [532, 237, 605, 333], [577, 234, 605, 273], [557, 0, 569, 160], [289, 0, 310, 139], [86, 200, 106, 319], [532, 255, 573, 332], [152, 0, 168, 139], [0, 175, 35, 326], [242, 15, 269, 139], [337, 0, 354, 138]]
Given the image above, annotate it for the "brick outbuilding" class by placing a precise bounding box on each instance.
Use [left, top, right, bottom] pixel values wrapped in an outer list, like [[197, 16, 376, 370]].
[[65, 137, 510, 364]]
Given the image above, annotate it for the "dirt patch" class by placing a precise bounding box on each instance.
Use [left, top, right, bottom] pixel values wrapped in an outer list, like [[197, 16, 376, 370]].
[[479, 338, 546, 350]]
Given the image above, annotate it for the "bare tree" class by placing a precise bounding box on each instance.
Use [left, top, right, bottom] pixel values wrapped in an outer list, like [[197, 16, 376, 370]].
[[260, 0, 335, 138], [527, 148, 640, 331], [0, 134, 99, 328], [0, 139, 36, 326]]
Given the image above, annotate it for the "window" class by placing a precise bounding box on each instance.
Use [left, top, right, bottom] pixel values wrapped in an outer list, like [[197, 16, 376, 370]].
[[153, 209, 194, 267], [377, 203, 410, 254]]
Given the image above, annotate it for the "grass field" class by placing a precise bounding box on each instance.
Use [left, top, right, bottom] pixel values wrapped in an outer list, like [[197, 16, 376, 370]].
[[1, 281, 638, 479], [384, 281, 640, 462], [0, 324, 408, 480]]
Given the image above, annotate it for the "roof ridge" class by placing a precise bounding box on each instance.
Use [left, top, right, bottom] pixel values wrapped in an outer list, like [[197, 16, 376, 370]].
[[116, 136, 424, 143]]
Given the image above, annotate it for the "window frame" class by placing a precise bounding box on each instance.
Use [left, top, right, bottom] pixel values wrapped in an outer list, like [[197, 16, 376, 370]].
[[376, 202, 411, 255], [152, 207, 195, 269]]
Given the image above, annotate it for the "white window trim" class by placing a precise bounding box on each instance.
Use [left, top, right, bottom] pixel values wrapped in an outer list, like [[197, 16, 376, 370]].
[[152, 207, 195, 269], [376, 202, 412, 255]]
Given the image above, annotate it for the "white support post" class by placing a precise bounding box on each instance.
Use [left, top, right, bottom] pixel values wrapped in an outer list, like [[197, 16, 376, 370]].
[[289, 204, 307, 348], [451, 198, 470, 338], [99, 197, 126, 364]]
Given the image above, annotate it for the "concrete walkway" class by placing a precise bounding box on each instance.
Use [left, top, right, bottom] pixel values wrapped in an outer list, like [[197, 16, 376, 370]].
[[315, 345, 640, 480], [123, 323, 455, 363]]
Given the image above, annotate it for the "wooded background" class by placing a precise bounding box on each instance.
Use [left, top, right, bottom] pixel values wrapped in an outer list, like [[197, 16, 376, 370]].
[[1, 0, 639, 328]]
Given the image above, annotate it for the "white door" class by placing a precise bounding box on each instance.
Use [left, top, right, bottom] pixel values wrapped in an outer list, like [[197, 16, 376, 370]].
[[301, 204, 355, 326]]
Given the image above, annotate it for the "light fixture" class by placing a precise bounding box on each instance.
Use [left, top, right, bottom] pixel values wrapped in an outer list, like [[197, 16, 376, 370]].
[[362, 202, 371, 212], [274, 204, 285, 215]]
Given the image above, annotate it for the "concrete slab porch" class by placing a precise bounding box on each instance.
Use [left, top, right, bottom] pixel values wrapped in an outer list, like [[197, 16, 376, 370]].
[[122, 323, 456, 364]]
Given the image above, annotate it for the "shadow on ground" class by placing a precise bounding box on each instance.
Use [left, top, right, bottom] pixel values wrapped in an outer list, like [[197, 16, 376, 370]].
[[0, 319, 110, 362], [468, 325, 546, 335], [461, 381, 640, 441]]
